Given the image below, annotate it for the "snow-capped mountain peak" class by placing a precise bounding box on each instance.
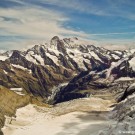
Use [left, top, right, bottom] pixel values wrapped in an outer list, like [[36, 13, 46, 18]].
[[1, 36, 135, 80]]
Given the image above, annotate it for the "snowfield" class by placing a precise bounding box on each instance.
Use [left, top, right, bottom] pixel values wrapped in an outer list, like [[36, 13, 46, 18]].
[[2, 98, 114, 135], [12, 64, 32, 74], [0, 56, 8, 61]]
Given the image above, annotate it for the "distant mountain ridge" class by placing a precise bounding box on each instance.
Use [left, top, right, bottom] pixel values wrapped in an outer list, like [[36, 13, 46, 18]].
[[1, 36, 135, 103]]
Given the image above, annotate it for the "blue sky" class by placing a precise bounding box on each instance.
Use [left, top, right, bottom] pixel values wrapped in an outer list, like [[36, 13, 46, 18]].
[[0, 0, 135, 50]]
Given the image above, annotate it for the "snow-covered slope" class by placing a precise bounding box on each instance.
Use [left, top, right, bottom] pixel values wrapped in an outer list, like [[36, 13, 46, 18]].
[[0, 55, 8, 61], [0, 50, 13, 61]]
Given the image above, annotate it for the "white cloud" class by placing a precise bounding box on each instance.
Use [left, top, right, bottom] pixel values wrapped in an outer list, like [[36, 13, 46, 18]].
[[0, 3, 89, 50], [89, 32, 135, 36], [6, 0, 135, 20], [29, 0, 109, 16], [0, 7, 88, 38], [6, 0, 110, 16], [98, 39, 135, 50], [35, 0, 135, 20]]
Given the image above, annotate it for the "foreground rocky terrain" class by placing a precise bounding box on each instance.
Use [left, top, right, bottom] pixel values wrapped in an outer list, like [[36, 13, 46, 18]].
[[0, 86, 30, 135], [1, 36, 135, 134]]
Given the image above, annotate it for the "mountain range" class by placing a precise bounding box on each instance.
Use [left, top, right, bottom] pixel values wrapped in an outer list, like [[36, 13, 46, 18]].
[[0, 36, 135, 102], [1, 36, 135, 134]]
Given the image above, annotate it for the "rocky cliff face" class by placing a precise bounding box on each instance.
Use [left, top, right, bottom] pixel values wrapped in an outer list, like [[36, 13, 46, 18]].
[[48, 51, 135, 103], [99, 82, 135, 135]]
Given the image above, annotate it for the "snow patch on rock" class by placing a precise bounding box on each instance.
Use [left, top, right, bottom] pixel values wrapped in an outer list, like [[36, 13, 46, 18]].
[[0, 56, 8, 61], [12, 64, 32, 74], [10, 88, 25, 95]]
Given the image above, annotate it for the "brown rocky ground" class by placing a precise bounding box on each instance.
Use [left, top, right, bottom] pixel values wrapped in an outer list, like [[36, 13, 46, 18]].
[[0, 86, 30, 128]]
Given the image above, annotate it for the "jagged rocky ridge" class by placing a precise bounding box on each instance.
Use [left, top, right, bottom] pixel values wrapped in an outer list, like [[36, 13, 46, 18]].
[[99, 83, 135, 135], [1, 36, 135, 104]]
